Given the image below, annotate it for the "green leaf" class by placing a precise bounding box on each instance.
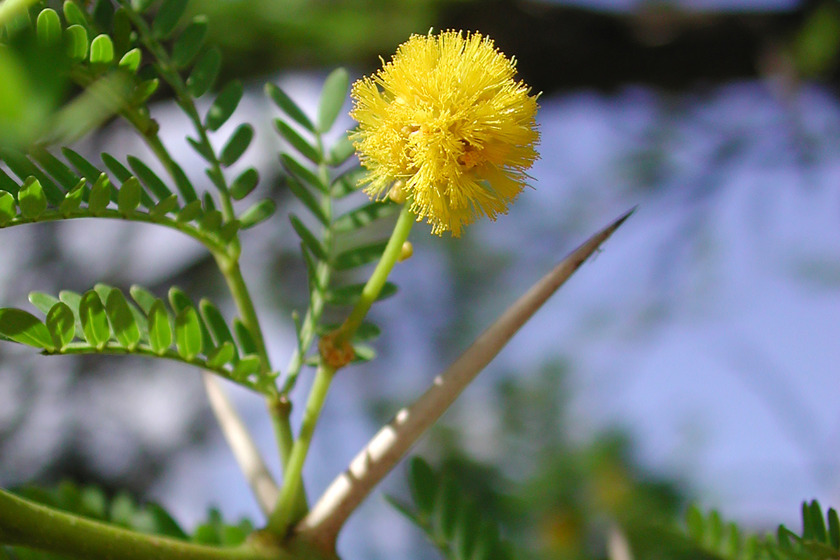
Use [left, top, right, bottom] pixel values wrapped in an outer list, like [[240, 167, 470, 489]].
[[829, 508, 840, 549], [129, 285, 157, 314], [59, 179, 86, 215], [0, 308, 55, 350], [230, 168, 259, 200], [176, 199, 203, 223], [29, 291, 60, 316], [330, 165, 365, 198], [101, 153, 132, 182], [119, 48, 142, 73], [152, 0, 189, 39], [207, 341, 235, 368], [106, 290, 140, 350], [352, 343, 376, 362], [134, 78, 160, 104], [63, 1, 87, 28], [287, 177, 328, 226], [274, 119, 320, 163], [131, 0, 155, 13], [2, 149, 65, 204], [333, 201, 398, 233], [317, 68, 349, 133], [199, 209, 222, 231], [168, 287, 192, 314], [62, 148, 101, 183], [265, 83, 315, 133], [233, 318, 257, 356], [199, 299, 234, 347], [0, 191, 16, 226], [127, 156, 172, 200], [148, 300, 172, 355], [47, 302, 76, 350], [175, 306, 202, 360], [220, 124, 254, 167], [79, 290, 110, 349], [455, 500, 480, 560], [352, 322, 381, 342], [172, 16, 208, 68], [205, 80, 243, 131], [0, 169, 19, 197], [186, 46, 221, 98], [232, 355, 260, 381], [150, 194, 179, 219], [433, 476, 459, 542], [218, 221, 240, 243], [36, 8, 62, 46], [289, 214, 326, 261], [408, 457, 437, 519], [118, 177, 142, 215], [64, 24, 88, 61], [280, 153, 327, 193], [334, 241, 389, 271], [327, 133, 356, 167], [18, 177, 47, 219], [29, 146, 80, 192], [239, 199, 275, 229], [90, 34, 114, 65], [171, 160, 197, 202], [112, 7, 133, 56], [92, 0, 115, 35], [170, 288, 213, 351], [88, 173, 112, 215], [186, 136, 214, 164]]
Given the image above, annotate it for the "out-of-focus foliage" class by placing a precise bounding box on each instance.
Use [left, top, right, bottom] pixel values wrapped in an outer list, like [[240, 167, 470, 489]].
[[791, 1, 840, 78], [396, 362, 685, 560], [188, 0, 455, 82]]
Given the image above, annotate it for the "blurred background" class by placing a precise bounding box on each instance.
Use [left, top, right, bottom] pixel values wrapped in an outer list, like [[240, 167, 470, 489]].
[[1, 0, 840, 558]]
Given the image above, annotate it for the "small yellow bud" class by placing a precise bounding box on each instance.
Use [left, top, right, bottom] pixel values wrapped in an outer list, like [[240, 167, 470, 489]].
[[388, 180, 406, 204], [398, 241, 413, 262]]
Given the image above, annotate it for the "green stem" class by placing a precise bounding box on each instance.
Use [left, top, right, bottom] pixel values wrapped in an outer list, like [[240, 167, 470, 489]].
[[0, 488, 284, 560], [336, 204, 415, 345], [265, 363, 335, 536], [215, 252, 296, 471], [265, 205, 415, 537]]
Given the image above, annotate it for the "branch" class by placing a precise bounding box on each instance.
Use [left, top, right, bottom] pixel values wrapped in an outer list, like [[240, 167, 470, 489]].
[[203, 373, 279, 515], [0, 487, 284, 560], [294, 208, 636, 553]]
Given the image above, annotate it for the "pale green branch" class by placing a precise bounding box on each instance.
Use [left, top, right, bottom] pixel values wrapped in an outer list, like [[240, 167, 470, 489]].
[[203, 372, 279, 515]]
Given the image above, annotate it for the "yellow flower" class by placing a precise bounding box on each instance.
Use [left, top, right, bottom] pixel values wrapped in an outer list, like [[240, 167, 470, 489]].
[[350, 30, 540, 236]]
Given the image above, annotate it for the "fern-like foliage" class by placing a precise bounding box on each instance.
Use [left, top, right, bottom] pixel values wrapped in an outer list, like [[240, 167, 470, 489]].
[[266, 69, 401, 395], [387, 457, 516, 560], [683, 501, 840, 560], [0, 284, 272, 392]]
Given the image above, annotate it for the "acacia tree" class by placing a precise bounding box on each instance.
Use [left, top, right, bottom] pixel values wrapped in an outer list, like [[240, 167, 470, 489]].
[[0, 2, 836, 560]]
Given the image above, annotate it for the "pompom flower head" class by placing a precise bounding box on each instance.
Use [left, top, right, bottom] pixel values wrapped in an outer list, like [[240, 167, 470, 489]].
[[350, 30, 540, 236]]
